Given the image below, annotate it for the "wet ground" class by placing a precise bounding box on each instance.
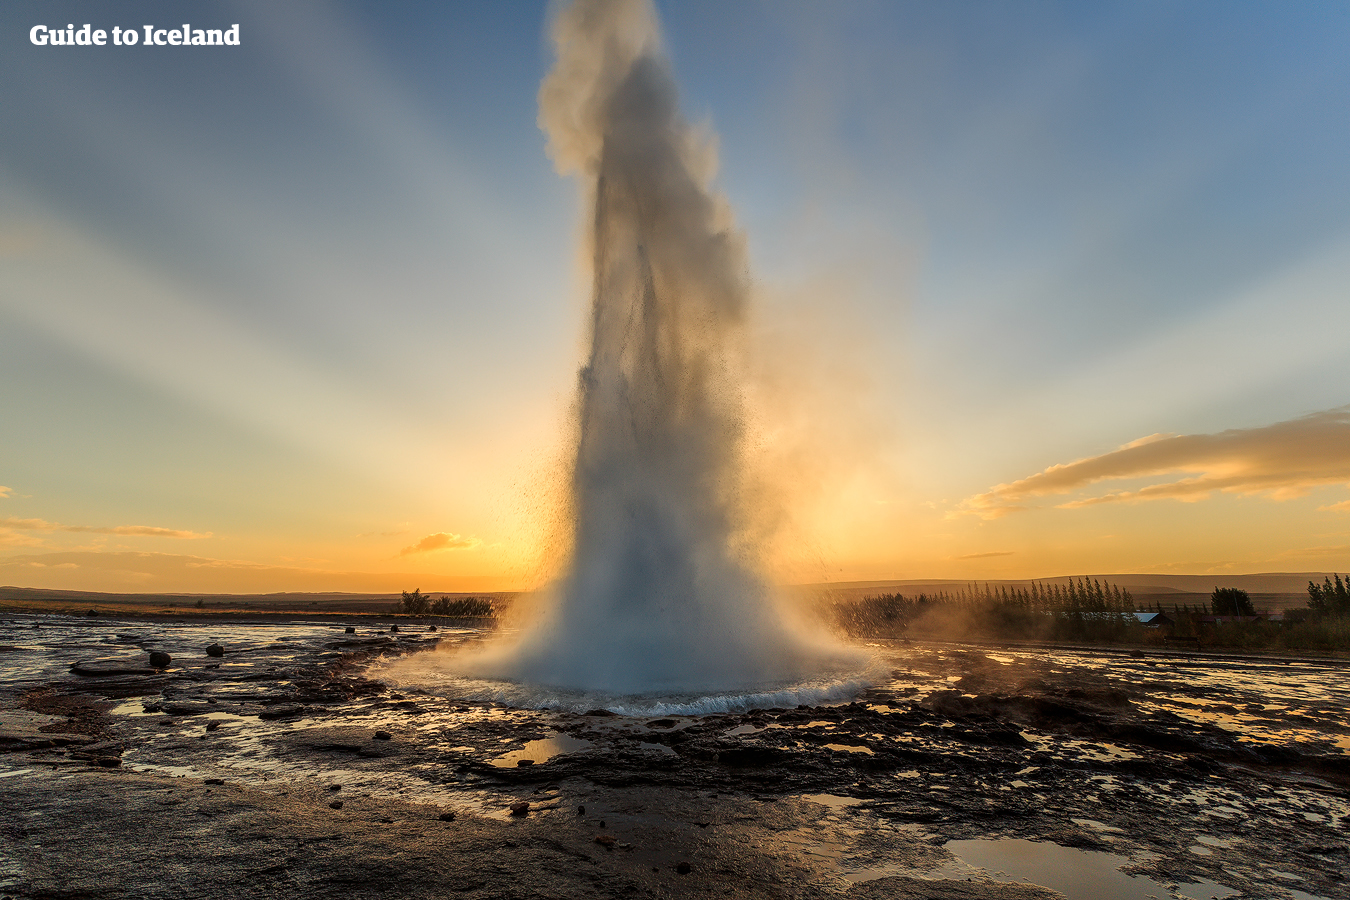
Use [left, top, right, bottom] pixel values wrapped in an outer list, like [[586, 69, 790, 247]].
[[0, 614, 1346, 899]]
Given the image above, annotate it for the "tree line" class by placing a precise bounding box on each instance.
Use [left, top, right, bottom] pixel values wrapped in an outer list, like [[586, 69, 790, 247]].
[[1307, 574, 1350, 617], [833, 577, 1141, 642]]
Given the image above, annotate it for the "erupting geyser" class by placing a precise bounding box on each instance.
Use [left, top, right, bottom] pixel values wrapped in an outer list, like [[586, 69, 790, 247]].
[[409, 0, 866, 702]]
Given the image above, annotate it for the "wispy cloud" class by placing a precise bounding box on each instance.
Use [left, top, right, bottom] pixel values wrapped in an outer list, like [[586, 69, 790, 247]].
[[0, 517, 210, 539], [398, 532, 481, 556], [0, 486, 12, 499], [956, 406, 1350, 519], [952, 551, 1015, 560]]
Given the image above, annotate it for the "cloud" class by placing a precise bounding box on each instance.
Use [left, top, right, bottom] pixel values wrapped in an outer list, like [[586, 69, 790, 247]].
[[398, 532, 482, 556], [956, 406, 1350, 519], [0, 529, 45, 548], [0, 517, 210, 539], [0, 486, 11, 499], [1319, 499, 1350, 513], [952, 551, 1016, 560]]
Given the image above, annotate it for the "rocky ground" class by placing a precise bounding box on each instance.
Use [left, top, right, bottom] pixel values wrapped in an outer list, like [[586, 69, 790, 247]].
[[0, 618, 1346, 899]]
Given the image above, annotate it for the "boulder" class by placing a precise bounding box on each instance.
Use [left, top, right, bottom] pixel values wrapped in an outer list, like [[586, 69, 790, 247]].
[[148, 651, 172, 669], [205, 644, 224, 658]]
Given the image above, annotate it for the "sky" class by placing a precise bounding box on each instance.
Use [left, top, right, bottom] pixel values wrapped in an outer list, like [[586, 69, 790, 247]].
[[3, 0, 1349, 593]]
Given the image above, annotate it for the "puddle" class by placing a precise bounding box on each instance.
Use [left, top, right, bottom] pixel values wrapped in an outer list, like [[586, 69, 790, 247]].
[[490, 733, 593, 767], [823, 743, 873, 755], [945, 838, 1238, 900], [801, 793, 862, 810]]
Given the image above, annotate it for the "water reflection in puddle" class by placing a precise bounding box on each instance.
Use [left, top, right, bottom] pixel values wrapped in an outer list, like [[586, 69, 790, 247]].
[[946, 838, 1238, 900], [490, 733, 593, 767]]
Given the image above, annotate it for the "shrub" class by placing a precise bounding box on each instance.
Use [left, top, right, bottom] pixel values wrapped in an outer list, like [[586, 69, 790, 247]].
[[430, 596, 493, 617], [400, 588, 431, 615]]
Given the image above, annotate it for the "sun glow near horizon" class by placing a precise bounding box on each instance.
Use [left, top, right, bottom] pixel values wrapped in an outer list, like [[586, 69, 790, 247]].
[[3, 2, 1349, 594]]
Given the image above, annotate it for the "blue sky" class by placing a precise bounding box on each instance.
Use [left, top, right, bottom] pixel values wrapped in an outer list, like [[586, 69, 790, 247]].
[[3, 1, 1348, 591]]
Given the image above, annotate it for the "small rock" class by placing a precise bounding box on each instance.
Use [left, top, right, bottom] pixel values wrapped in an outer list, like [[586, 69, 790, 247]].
[[676, 862, 692, 875], [594, 835, 616, 849], [95, 757, 121, 768], [516, 758, 534, 767], [205, 721, 221, 732], [373, 730, 392, 741], [87, 609, 98, 617], [205, 643, 224, 657], [204, 778, 225, 785], [329, 784, 342, 791], [329, 799, 343, 810], [583, 708, 617, 717], [148, 650, 171, 668], [599, 820, 606, 829], [438, 812, 455, 822], [577, 805, 585, 816], [428, 625, 437, 631], [345, 626, 356, 634], [509, 801, 530, 817], [389, 624, 399, 633]]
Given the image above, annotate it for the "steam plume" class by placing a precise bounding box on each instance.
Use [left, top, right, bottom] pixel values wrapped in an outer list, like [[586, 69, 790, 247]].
[[449, 0, 861, 695]]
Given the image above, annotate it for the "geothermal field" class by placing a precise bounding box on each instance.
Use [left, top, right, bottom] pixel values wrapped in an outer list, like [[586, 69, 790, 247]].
[[1, 615, 1347, 899], [3, 2, 1349, 899]]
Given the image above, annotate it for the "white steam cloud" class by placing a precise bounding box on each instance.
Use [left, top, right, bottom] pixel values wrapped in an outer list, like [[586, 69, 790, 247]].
[[405, 0, 864, 697]]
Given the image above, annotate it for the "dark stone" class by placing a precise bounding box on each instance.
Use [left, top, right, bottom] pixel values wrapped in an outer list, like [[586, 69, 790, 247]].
[[516, 759, 534, 767], [148, 651, 171, 669], [438, 812, 455, 822], [345, 626, 356, 634], [95, 757, 121, 768], [389, 625, 399, 633], [329, 784, 341, 791], [428, 625, 437, 631], [373, 731, 392, 741], [87, 609, 98, 617], [70, 660, 157, 677], [583, 708, 617, 717], [594, 835, 616, 849], [204, 778, 225, 785], [509, 801, 530, 817], [329, 799, 343, 810], [258, 705, 305, 720], [205, 644, 224, 657], [717, 747, 786, 767], [205, 721, 221, 732], [676, 862, 692, 875], [577, 806, 585, 816]]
